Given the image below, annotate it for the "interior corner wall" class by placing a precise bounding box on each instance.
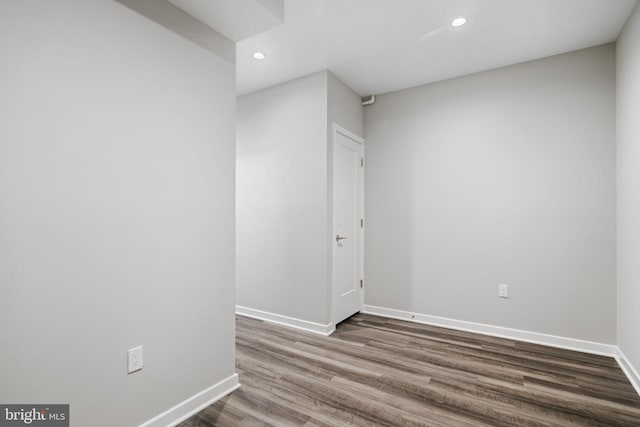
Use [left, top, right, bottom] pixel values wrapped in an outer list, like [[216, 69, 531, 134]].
[[236, 72, 330, 325], [0, 1, 236, 426], [617, 2, 640, 375], [364, 44, 617, 343], [327, 71, 365, 138]]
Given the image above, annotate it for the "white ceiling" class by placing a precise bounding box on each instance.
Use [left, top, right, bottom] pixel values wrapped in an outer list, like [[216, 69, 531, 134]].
[[167, 0, 283, 42], [233, 0, 637, 96]]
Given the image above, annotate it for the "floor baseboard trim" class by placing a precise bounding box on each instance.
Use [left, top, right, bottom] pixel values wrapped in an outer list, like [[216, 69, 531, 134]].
[[236, 305, 335, 336], [139, 373, 240, 427], [615, 348, 640, 397], [362, 305, 618, 358]]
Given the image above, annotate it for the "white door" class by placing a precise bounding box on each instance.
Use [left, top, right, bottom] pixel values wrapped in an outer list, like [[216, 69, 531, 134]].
[[333, 125, 364, 325]]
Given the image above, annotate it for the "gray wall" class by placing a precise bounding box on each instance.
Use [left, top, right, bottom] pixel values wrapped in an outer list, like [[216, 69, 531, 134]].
[[0, 1, 236, 426], [617, 2, 640, 375], [236, 71, 363, 326], [236, 72, 330, 324], [364, 44, 616, 343], [328, 72, 365, 138]]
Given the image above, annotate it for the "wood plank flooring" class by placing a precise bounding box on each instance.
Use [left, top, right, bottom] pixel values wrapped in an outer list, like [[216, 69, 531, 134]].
[[178, 314, 640, 426]]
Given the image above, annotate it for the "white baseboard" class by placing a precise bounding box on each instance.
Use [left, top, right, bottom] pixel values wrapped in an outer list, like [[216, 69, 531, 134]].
[[236, 305, 335, 336], [615, 348, 640, 397], [362, 305, 618, 357], [362, 305, 640, 396], [139, 373, 240, 427]]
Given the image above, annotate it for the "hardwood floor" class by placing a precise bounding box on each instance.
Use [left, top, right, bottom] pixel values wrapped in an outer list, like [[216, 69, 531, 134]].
[[178, 314, 640, 426]]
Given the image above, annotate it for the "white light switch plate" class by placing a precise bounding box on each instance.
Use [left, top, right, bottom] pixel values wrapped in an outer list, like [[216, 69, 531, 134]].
[[128, 346, 143, 374]]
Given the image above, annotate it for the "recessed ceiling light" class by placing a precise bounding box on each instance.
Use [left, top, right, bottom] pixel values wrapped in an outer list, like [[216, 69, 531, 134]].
[[451, 17, 467, 27], [252, 51, 266, 60]]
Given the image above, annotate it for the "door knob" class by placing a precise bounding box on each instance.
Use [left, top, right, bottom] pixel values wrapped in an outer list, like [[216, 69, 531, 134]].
[[336, 234, 348, 243]]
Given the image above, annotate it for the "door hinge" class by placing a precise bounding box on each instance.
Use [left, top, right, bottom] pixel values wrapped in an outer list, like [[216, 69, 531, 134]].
[[360, 218, 364, 228], [361, 157, 364, 167], [360, 279, 363, 288]]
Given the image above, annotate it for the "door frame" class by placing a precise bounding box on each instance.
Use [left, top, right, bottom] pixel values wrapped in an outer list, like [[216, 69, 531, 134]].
[[330, 123, 365, 329]]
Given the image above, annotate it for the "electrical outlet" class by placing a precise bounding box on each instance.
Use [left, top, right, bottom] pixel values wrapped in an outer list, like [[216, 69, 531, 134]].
[[128, 346, 143, 374], [498, 284, 509, 298]]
